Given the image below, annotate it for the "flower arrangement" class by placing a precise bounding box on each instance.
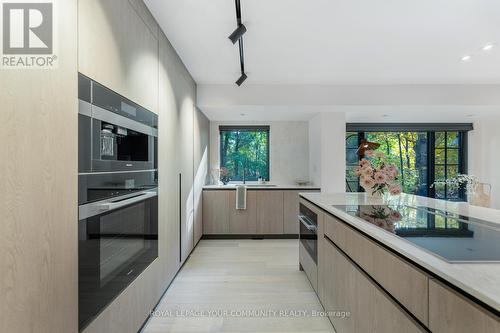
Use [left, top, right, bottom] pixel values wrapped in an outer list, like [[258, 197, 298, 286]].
[[431, 174, 479, 195], [354, 150, 402, 197]]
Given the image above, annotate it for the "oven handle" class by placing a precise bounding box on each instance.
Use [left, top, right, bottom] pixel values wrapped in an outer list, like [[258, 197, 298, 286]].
[[299, 214, 317, 232], [79, 189, 158, 220], [100, 191, 157, 212]]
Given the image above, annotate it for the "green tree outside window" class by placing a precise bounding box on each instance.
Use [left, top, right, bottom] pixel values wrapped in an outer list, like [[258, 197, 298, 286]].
[[220, 126, 270, 181]]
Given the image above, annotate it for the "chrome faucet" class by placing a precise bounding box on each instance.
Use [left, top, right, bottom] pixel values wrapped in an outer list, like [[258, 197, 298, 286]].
[[241, 159, 247, 184]]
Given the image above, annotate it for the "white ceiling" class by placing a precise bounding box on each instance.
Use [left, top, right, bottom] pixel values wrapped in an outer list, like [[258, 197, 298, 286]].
[[146, 0, 500, 85], [202, 105, 500, 122], [145, 0, 500, 121]]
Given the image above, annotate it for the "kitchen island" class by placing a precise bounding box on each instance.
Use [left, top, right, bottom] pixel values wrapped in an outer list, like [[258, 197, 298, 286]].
[[299, 192, 500, 333]]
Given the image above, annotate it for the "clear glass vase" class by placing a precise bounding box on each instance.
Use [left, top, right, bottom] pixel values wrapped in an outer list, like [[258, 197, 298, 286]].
[[468, 183, 492, 208]]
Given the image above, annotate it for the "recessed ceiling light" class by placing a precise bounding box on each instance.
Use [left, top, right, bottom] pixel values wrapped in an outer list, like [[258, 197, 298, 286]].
[[240, 113, 246, 116], [465, 114, 476, 118], [461, 55, 472, 62], [482, 44, 495, 51]]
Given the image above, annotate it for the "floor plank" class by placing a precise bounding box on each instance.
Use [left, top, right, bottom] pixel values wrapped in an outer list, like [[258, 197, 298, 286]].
[[142, 240, 334, 333]]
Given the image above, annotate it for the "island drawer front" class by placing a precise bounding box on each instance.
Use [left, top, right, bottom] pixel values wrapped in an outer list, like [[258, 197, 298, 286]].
[[299, 241, 318, 292], [323, 237, 426, 333], [324, 213, 429, 326], [429, 279, 500, 333]]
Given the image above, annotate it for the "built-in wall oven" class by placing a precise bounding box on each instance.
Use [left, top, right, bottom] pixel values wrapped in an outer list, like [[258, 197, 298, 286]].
[[78, 74, 159, 331], [78, 190, 158, 329]]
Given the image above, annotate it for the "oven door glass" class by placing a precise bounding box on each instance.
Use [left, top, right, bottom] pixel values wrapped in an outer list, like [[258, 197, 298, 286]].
[[78, 195, 158, 330], [300, 218, 318, 264], [91, 118, 156, 172]]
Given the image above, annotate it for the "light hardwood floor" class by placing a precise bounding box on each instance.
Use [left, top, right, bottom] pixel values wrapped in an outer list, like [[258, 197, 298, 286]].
[[142, 240, 334, 333]]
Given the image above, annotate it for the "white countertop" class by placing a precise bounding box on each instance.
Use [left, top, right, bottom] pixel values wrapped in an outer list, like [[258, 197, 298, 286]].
[[300, 192, 500, 312], [203, 184, 321, 190]]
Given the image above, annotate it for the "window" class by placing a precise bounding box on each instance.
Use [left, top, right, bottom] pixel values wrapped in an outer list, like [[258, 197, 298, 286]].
[[345, 124, 471, 201], [220, 126, 270, 181], [346, 132, 361, 191], [431, 132, 465, 200]]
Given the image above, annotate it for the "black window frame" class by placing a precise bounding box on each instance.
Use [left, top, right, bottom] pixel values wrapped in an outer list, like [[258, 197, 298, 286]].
[[219, 125, 270, 182], [345, 123, 472, 201]]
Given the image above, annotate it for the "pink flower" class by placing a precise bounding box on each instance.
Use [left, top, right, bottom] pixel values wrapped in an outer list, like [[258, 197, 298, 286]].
[[374, 172, 387, 184], [359, 159, 370, 168], [389, 184, 402, 196], [360, 176, 376, 189], [353, 166, 362, 177], [361, 166, 374, 176], [386, 165, 398, 177], [389, 210, 402, 221]]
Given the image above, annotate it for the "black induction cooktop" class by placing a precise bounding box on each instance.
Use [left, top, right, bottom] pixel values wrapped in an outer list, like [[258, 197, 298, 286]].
[[332, 204, 500, 263]]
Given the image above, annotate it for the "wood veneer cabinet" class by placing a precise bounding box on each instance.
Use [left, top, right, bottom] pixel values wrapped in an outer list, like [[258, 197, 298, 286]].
[[229, 191, 257, 234], [203, 191, 230, 234], [78, 0, 159, 112], [256, 191, 285, 234], [324, 214, 429, 325], [322, 237, 425, 333], [429, 280, 500, 333], [0, 1, 78, 332], [203, 189, 319, 235]]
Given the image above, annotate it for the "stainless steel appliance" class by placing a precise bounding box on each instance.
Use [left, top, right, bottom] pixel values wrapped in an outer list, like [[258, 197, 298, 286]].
[[78, 189, 158, 330], [78, 74, 158, 173], [299, 203, 318, 264], [299, 203, 318, 292], [78, 74, 159, 330]]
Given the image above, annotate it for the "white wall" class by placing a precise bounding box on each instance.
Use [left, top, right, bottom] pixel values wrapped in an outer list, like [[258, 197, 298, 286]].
[[469, 116, 500, 209], [309, 116, 322, 186], [309, 112, 346, 193], [209, 121, 309, 184]]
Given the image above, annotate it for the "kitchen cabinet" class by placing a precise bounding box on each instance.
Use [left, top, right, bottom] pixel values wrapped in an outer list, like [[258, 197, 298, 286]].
[[203, 189, 319, 235], [256, 191, 285, 234], [203, 191, 230, 234], [324, 214, 429, 325], [308, 194, 500, 333], [193, 108, 210, 244], [229, 191, 257, 234], [78, 0, 159, 113], [322, 236, 425, 333], [429, 280, 500, 333], [179, 103, 195, 263], [0, 1, 78, 332], [75, 2, 209, 332]]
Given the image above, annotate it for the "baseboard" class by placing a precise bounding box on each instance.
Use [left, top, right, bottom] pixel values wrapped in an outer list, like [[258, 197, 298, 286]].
[[201, 234, 299, 240]]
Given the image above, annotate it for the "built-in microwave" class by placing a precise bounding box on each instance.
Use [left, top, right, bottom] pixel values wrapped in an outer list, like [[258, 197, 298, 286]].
[[78, 74, 158, 173]]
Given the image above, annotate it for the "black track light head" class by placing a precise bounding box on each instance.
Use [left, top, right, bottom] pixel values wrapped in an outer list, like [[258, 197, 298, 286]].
[[228, 24, 247, 44], [235, 73, 247, 86]]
